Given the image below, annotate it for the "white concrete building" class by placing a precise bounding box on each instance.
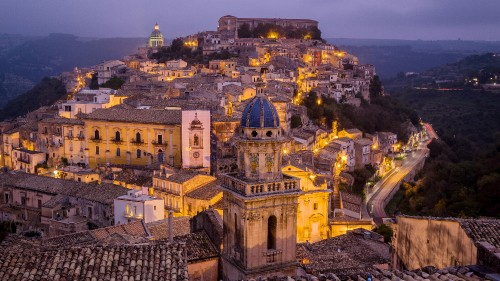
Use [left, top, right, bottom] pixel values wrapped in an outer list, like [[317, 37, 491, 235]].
[[95, 60, 126, 84], [114, 190, 163, 225]]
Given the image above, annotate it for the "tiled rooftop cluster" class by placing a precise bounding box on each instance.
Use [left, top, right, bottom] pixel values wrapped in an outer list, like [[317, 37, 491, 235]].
[[84, 108, 182, 125], [0, 172, 129, 204], [0, 241, 189, 281], [244, 266, 490, 281], [459, 219, 500, 248], [296, 231, 390, 275]]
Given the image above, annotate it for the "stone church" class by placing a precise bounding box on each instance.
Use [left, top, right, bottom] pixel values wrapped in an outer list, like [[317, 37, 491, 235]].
[[219, 90, 303, 280]]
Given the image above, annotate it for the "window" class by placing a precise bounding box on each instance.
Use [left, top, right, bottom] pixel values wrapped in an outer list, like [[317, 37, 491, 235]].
[[157, 134, 163, 144], [193, 134, 199, 146], [4, 193, 9, 203], [154, 205, 157, 211], [313, 203, 318, 210], [136, 149, 141, 158], [234, 213, 239, 248], [64, 105, 71, 112], [96, 146, 99, 155], [88, 207, 93, 219], [135, 132, 141, 143], [94, 130, 100, 140], [116, 148, 120, 157], [266, 131, 272, 137], [267, 215, 277, 250], [115, 131, 121, 141], [38, 199, 42, 208], [21, 197, 26, 206]]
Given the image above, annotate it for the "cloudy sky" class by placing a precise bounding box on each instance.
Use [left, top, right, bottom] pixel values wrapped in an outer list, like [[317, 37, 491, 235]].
[[1, 0, 499, 40]]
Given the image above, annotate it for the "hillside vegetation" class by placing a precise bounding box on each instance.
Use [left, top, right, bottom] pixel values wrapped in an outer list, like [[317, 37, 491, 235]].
[[0, 77, 67, 121], [386, 54, 500, 218]]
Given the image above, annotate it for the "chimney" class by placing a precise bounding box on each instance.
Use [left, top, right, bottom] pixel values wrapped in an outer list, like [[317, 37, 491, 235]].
[[168, 210, 174, 243]]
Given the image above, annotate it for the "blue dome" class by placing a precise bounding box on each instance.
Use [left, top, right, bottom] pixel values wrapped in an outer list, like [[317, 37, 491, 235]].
[[240, 96, 280, 128]]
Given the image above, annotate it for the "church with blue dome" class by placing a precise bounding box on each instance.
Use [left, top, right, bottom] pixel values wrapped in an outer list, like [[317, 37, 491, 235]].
[[240, 95, 280, 128], [220, 86, 301, 280]]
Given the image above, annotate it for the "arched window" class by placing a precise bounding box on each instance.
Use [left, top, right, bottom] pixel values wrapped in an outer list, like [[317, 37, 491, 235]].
[[234, 213, 240, 249], [137, 149, 141, 158], [194, 134, 199, 146], [94, 129, 100, 140], [136, 132, 141, 143], [115, 131, 121, 141], [116, 148, 120, 157], [267, 215, 277, 250]]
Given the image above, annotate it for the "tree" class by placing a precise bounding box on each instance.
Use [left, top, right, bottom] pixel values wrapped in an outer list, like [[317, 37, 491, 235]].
[[89, 73, 99, 90], [374, 224, 393, 243], [369, 75, 383, 98], [291, 115, 302, 128], [100, 76, 125, 90], [238, 23, 252, 38]]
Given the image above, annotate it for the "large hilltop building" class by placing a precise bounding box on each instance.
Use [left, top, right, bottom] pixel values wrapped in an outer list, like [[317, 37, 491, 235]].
[[218, 15, 318, 38]]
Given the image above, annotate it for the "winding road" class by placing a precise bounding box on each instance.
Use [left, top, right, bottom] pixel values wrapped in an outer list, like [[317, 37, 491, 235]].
[[366, 123, 436, 223]]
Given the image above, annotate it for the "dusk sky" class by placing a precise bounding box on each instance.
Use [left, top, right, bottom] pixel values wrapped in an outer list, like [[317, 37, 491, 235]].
[[1, 0, 499, 40]]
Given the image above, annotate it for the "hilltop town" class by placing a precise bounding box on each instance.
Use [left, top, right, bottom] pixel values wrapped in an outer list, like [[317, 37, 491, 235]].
[[0, 16, 498, 281]]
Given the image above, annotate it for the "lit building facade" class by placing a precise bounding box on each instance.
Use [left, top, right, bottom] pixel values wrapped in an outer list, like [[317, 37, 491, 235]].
[[220, 92, 302, 280], [83, 108, 182, 168]]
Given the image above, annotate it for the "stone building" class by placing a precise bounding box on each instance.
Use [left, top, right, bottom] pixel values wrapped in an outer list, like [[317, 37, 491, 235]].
[[218, 15, 318, 38], [83, 108, 182, 168], [219, 92, 302, 279], [393, 216, 500, 272], [282, 164, 331, 243], [0, 172, 128, 236]]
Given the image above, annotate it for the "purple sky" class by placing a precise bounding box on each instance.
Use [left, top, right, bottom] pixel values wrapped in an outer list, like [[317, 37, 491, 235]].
[[1, 0, 499, 40]]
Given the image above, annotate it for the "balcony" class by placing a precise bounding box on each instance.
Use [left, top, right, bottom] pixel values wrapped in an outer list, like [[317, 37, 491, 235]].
[[90, 137, 102, 143], [130, 139, 146, 146], [151, 140, 166, 146], [219, 174, 300, 197], [111, 138, 123, 144]]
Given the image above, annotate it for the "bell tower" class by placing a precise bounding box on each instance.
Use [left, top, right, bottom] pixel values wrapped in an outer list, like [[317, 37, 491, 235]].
[[220, 89, 302, 280], [188, 113, 204, 168]]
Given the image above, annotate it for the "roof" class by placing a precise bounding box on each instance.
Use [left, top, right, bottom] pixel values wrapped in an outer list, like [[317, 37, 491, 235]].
[[240, 95, 280, 128], [42, 220, 149, 249], [146, 217, 191, 240], [460, 219, 500, 248], [354, 138, 373, 146], [84, 108, 182, 125], [185, 181, 222, 200], [0, 172, 128, 205], [165, 171, 202, 184], [173, 231, 219, 263], [297, 231, 390, 275], [0, 242, 189, 281]]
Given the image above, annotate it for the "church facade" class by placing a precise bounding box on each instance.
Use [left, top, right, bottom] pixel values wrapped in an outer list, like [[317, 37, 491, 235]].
[[220, 91, 302, 280]]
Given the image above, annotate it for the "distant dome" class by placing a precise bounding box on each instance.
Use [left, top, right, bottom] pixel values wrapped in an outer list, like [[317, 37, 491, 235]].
[[148, 23, 164, 48], [240, 96, 280, 128], [150, 23, 163, 39]]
